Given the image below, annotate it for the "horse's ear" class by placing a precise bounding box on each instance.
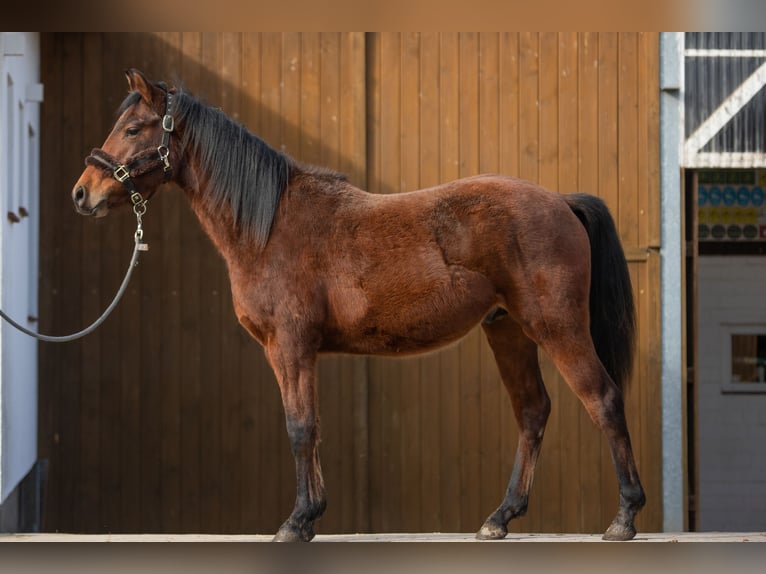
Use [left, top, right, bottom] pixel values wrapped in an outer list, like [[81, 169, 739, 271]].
[[125, 68, 160, 106]]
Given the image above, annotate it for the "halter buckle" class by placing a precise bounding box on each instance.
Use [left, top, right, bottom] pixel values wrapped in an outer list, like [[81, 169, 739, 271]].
[[130, 191, 144, 206], [162, 114, 174, 132], [113, 165, 130, 182]]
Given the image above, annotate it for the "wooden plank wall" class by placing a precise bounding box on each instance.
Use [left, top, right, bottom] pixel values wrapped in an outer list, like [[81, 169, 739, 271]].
[[365, 32, 661, 535], [37, 32, 661, 535]]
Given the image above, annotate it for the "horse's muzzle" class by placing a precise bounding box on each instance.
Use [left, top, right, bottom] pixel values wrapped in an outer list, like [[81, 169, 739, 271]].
[[72, 185, 106, 217]]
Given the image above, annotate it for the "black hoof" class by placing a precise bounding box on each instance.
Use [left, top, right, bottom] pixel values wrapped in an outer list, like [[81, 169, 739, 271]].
[[273, 519, 315, 542], [602, 520, 636, 541], [476, 519, 508, 540]]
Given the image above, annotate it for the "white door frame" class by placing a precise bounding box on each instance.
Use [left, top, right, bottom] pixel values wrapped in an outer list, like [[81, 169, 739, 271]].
[[0, 31, 43, 504]]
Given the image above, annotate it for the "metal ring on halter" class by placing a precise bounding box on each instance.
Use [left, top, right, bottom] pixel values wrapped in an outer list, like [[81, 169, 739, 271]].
[[133, 200, 147, 217]]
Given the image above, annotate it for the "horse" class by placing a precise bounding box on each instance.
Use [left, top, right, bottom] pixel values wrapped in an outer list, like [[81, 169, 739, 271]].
[[72, 68, 645, 542]]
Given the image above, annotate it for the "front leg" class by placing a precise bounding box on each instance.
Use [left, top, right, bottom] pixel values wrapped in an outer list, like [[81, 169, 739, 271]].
[[265, 341, 326, 542]]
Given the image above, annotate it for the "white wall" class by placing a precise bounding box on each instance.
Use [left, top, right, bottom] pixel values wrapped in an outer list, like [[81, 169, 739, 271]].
[[0, 32, 41, 504], [697, 256, 766, 531]]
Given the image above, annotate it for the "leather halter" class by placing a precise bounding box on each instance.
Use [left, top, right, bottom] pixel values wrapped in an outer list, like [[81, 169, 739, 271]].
[[85, 86, 175, 208]]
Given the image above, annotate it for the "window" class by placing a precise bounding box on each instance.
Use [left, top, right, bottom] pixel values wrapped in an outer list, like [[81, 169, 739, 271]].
[[721, 324, 766, 392]]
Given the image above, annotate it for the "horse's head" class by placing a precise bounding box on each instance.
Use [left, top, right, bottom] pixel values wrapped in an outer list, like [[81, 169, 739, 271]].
[[72, 68, 176, 217]]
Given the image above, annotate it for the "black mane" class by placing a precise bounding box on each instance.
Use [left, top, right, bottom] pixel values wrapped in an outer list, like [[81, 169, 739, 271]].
[[165, 86, 291, 248], [119, 84, 353, 248]]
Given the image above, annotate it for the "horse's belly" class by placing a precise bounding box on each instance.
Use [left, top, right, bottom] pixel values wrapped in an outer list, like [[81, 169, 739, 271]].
[[323, 266, 498, 356], [367, 313, 486, 355]]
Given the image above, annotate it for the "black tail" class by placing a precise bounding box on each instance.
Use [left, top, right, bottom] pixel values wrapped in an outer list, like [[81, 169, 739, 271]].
[[564, 194, 636, 391]]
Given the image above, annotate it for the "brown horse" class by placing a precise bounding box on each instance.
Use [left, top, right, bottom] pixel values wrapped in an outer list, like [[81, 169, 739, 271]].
[[72, 69, 645, 542]]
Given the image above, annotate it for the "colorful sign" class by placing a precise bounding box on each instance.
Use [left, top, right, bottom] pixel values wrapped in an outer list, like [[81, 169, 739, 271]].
[[698, 170, 766, 242]]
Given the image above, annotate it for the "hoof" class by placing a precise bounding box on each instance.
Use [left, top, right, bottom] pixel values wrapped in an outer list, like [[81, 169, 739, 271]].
[[273, 520, 315, 542], [476, 519, 508, 540], [602, 520, 636, 541]]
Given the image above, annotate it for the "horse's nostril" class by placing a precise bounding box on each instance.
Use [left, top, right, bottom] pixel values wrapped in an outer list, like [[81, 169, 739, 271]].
[[74, 185, 86, 204]]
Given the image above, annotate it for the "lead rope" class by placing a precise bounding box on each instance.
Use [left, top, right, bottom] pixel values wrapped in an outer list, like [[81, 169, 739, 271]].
[[0, 203, 149, 342]]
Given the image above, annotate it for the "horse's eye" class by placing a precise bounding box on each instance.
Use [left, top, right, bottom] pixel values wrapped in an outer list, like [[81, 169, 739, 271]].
[[125, 126, 141, 137]]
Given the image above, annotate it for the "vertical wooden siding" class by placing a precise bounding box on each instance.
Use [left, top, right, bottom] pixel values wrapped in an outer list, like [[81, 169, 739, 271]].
[[38, 32, 661, 535], [365, 32, 662, 534]]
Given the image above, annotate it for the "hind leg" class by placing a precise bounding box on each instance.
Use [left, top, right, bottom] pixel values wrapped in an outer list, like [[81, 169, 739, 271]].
[[477, 319, 551, 540], [542, 333, 645, 541]]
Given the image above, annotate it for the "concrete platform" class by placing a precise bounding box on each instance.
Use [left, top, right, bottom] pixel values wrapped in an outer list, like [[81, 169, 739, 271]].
[[2, 532, 765, 574], [2, 531, 765, 542]]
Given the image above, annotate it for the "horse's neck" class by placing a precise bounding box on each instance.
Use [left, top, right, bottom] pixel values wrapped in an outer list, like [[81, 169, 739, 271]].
[[180, 167, 246, 266]]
